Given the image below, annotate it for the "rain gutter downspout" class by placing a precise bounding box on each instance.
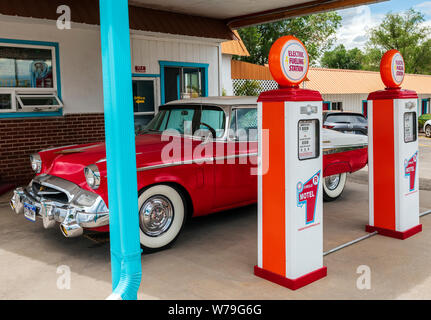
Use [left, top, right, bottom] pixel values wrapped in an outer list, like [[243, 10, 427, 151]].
[[99, 0, 142, 300]]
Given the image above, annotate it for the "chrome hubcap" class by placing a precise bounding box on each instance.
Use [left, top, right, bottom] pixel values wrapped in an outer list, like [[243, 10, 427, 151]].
[[325, 174, 340, 191], [426, 126, 431, 136], [139, 195, 174, 237]]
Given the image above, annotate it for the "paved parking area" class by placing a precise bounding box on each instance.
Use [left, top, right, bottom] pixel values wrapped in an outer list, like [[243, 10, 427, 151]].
[[1, 175, 431, 300]]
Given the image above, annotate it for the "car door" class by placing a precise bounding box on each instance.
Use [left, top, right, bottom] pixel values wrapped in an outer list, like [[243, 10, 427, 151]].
[[212, 106, 258, 210]]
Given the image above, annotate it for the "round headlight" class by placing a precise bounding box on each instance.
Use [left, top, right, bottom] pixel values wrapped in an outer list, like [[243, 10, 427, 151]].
[[84, 164, 101, 190], [30, 154, 42, 173]]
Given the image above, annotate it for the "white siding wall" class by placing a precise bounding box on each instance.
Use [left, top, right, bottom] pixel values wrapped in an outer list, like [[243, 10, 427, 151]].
[[0, 16, 104, 114], [322, 94, 368, 113], [221, 54, 233, 96], [0, 16, 223, 115], [323, 94, 431, 115], [131, 34, 221, 97]]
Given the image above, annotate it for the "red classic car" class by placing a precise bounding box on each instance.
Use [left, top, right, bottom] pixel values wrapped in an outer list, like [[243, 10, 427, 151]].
[[10, 97, 368, 251]]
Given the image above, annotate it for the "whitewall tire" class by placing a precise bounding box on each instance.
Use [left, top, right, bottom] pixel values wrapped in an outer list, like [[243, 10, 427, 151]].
[[138, 184, 186, 252], [323, 173, 347, 202]]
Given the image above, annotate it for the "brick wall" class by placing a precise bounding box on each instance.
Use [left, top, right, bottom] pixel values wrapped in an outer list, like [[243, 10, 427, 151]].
[[0, 113, 105, 185]]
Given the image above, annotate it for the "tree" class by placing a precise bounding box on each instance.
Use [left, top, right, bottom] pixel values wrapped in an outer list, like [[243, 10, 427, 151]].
[[365, 9, 431, 74], [321, 45, 365, 70], [236, 12, 342, 66]]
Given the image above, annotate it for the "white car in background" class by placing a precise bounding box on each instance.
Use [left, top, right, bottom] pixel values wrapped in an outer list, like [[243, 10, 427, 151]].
[[425, 120, 431, 138]]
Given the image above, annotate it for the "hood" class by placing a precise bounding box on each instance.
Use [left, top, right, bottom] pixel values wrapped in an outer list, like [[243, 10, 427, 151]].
[[40, 133, 184, 185]]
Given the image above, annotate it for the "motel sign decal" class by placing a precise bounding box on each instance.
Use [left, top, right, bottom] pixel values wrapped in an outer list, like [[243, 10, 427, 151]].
[[297, 171, 320, 225], [405, 152, 418, 192]]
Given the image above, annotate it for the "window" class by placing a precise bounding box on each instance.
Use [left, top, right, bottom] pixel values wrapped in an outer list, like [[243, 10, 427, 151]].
[[144, 105, 225, 138], [182, 68, 202, 99], [0, 42, 61, 115], [163, 67, 205, 103], [133, 79, 157, 132], [0, 90, 14, 112], [229, 108, 258, 141], [16, 93, 63, 111], [325, 114, 367, 124], [0, 46, 53, 88], [145, 107, 196, 135], [160, 61, 208, 104], [199, 107, 225, 138], [331, 102, 343, 111]]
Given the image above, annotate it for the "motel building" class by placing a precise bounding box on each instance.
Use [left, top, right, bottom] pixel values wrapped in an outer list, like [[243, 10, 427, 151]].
[[230, 60, 431, 116], [0, 1, 253, 188]]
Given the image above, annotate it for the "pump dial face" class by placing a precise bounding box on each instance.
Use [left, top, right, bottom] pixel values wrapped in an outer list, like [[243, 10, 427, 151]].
[[269, 35, 309, 87], [380, 50, 405, 88]]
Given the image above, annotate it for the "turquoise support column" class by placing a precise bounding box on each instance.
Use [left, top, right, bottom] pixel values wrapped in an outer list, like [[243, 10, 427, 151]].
[[99, 0, 142, 300]]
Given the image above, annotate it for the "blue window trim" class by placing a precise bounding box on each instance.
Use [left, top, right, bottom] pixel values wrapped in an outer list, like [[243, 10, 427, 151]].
[[418, 99, 420, 115], [159, 61, 209, 105], [132, 73, 160, 78], [422, 99, 429, 115], [323, 101, 331, 111], [362, 100, 368, 116], [0, 38, 62, 118]]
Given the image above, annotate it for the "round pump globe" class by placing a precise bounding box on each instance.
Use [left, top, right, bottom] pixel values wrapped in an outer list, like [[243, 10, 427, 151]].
[[268, 35, 309, 87], [380, 49, 405, 89]]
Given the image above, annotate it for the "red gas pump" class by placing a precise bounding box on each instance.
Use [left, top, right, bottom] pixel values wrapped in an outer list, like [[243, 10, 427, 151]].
[[255, 36, 327, 290], [366, 50, 422, 239]]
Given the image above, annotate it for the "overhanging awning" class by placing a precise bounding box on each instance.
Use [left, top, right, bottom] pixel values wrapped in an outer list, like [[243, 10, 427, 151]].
[[0, 0, 387, 39], [130, 0, 387, 27]]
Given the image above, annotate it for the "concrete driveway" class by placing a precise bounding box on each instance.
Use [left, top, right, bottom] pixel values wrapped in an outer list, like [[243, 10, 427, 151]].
[[1, 174, 431, 299]]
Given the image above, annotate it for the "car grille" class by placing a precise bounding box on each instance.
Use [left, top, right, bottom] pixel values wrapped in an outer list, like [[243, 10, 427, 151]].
[[32, 181, 69, 203]]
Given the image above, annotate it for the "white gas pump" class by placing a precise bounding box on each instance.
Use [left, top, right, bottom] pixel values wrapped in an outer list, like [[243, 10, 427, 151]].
[[367, 50, 422, 239], [255, 36, 326, 290]]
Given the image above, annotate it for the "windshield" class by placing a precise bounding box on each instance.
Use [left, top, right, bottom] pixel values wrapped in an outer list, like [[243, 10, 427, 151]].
[[326, 114, 367, 124], [144, 105, 226, 138]]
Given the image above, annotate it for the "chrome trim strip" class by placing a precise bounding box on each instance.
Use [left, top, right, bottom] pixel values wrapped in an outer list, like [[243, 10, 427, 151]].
[[323, 144, 367, 155], [41, 144, 78, 152], [10, 175, 110, 235], [54, 144, 103, 154], [137, 153, 259, 172]]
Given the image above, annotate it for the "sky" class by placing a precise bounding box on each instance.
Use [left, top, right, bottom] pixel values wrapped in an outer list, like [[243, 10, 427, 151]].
[[335, 0, 431, 50]]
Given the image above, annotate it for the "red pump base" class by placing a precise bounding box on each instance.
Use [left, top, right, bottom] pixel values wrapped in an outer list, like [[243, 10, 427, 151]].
[[366, 224, 422, 240], [254, 265, 327, 291]]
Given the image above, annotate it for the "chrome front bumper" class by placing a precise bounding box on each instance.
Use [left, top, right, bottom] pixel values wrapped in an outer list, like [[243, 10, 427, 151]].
[[10, 174, 109, 238]]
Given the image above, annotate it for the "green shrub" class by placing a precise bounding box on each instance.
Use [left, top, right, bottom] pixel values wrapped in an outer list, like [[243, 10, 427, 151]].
[[419, 113, 431, 129]]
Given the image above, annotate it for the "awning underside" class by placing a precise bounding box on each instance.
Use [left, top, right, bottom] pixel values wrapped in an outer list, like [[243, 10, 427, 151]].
[[0, 0, 386, 39]]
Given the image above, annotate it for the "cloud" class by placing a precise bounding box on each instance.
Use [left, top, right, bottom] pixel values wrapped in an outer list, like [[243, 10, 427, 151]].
[[335, 5, 384, 50], [332, 2, 431, 51], [414, 1, 431, 16]]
